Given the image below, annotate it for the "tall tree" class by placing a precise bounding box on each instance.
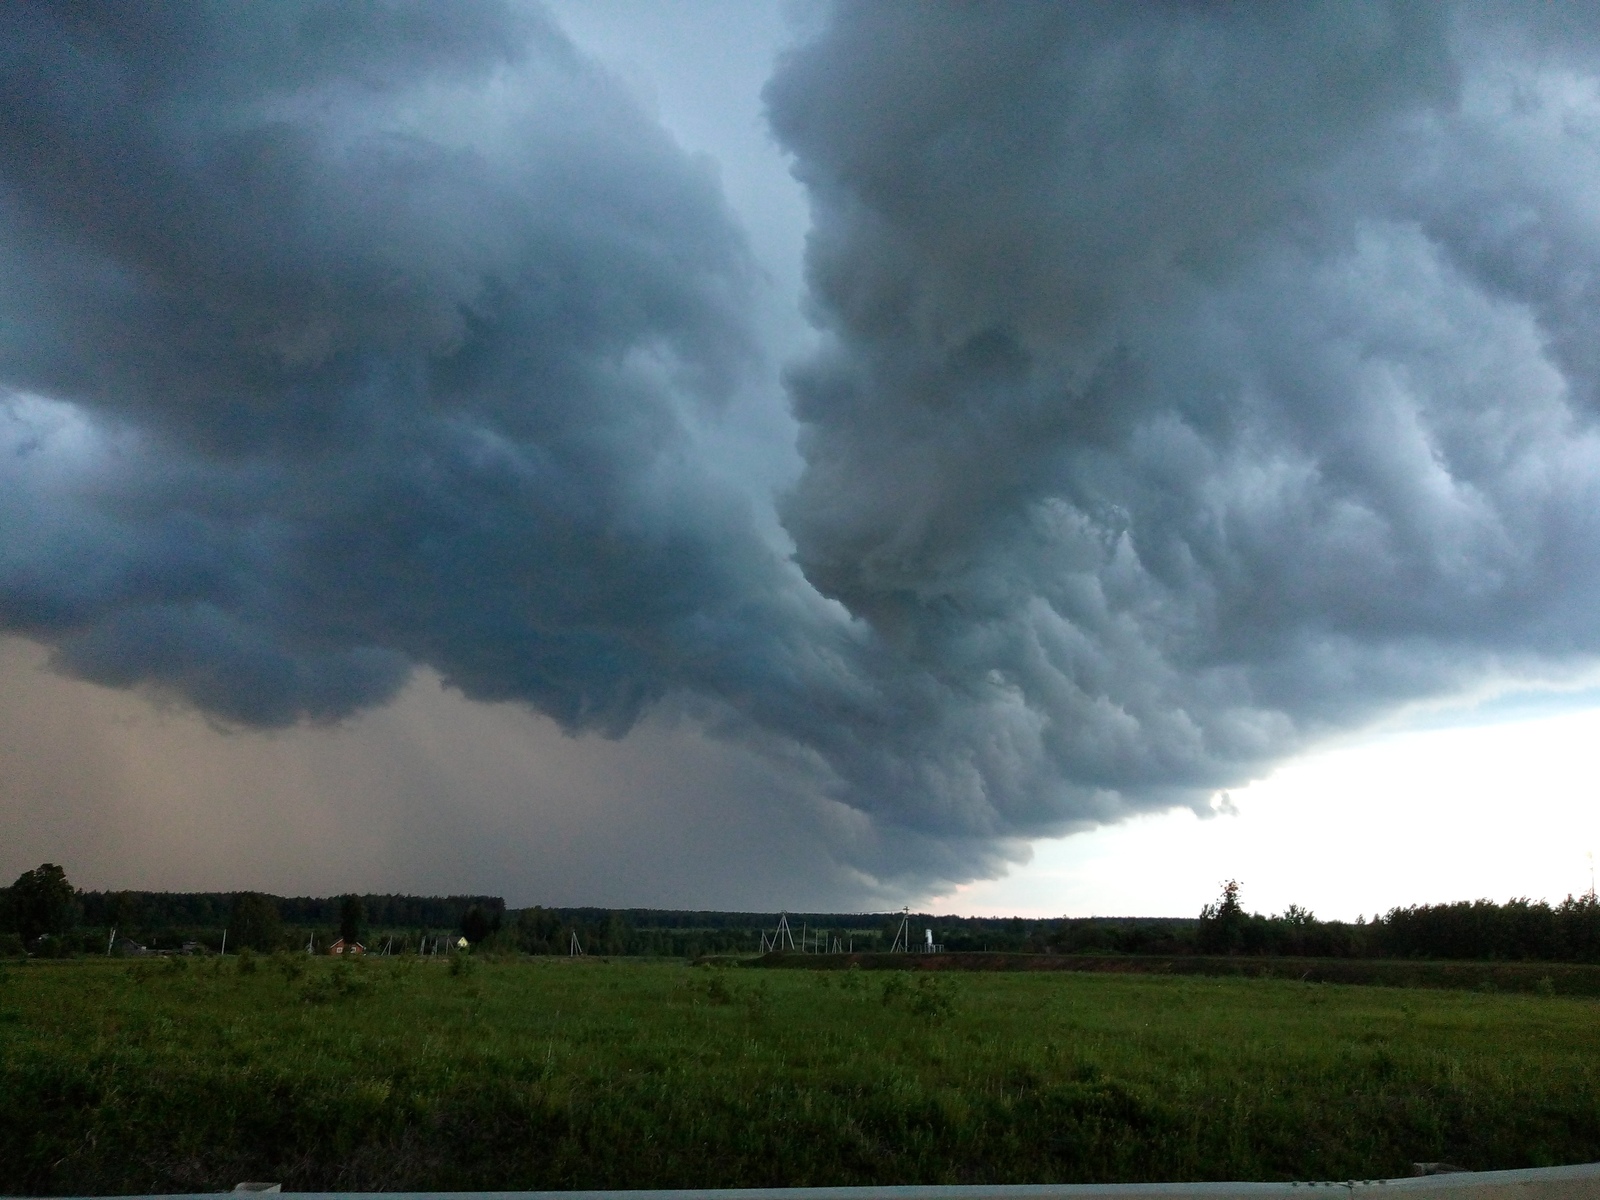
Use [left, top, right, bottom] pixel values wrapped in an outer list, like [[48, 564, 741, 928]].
[[1198, 879, 1246, 954], [228, 892, 283, 952], [8, 864, 79, 942], [460, 904, 496, 945], [338, 894, 365, 946]]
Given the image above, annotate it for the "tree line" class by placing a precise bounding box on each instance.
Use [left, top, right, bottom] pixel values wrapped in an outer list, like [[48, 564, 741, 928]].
[[0, 868, 509, 956], [1192, 879, 1600, 962], [4, 863, 1599, 962]]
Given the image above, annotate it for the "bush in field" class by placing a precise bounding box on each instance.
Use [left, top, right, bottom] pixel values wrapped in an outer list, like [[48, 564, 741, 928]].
[[909, 975, 957, 1019], [299, 960, 376, 1004], [741, 978, 771, 1019], [880, 973, 911, 1006]]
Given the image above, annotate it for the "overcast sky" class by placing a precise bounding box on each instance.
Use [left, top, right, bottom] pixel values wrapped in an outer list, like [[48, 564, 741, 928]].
[[4, 1, 1600, 917]]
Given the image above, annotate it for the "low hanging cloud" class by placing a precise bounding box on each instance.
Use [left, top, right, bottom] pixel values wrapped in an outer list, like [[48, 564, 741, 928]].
[[7, 2, 1600, 895]]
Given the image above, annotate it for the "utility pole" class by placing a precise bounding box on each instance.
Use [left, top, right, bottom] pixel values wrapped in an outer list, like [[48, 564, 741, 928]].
[[890, 909, 911, 953]]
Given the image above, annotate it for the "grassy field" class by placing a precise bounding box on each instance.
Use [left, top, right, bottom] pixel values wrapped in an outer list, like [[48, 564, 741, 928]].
[[754, 951, 1600, 995], [2, 955, 1598, 1195]]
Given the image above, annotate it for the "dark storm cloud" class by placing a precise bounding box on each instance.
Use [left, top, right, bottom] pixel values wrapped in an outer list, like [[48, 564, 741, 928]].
[[0, 0, 784, 732], [764, 3, 1600, 844], [10, 2, 1600, 893]]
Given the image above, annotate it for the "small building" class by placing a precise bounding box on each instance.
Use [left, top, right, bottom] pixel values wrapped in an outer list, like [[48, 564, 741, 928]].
[[328, 938, 365, 956]]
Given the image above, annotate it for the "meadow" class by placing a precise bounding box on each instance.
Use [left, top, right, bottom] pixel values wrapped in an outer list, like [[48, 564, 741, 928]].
[[2, 955, 1598, 1195]]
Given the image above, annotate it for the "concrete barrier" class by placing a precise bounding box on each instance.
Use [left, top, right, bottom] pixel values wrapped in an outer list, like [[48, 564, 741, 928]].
[[58, 1163, 1600, 1200]]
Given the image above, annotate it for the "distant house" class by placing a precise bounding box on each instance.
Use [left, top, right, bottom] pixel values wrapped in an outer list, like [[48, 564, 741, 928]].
[[328, 938, 365, 956], [113, 937, 149, 957]]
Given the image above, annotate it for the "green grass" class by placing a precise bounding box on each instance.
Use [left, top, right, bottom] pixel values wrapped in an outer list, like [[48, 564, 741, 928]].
[[2, 955, 1597, 1194], [757, 951, 1600, 995]]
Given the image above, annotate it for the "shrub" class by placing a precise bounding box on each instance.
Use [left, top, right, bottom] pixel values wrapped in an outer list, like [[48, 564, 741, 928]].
[[910, 975, 957, 1020]]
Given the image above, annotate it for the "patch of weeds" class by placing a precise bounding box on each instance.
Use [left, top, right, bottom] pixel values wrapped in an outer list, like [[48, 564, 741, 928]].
[[163, 955, 189, 976], [236, 948, 258, 975], [880, 973, 911, 1007], [910, 975, 957, 1020], [743, 979, 771, 1020], [449, 952, 476, 979], [1368, 1047, 1398, 1082], [298, 962, 376, 1005], [337, 962, 376, 998], [838, 964, 866, 992], [274, 952, 306, 983]]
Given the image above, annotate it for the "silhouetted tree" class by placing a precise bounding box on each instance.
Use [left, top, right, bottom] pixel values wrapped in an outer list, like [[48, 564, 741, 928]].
[[104, 890, 143, 935], [1198, 879, 1245, 954], [6, 864, 79, 942], [228, 892, 283, 952], [338, 894, 365, 946], [460, 904, 499, 945]]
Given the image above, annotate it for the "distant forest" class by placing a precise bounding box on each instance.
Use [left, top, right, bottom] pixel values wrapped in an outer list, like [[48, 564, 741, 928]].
[[2, 864, 1597, 963]]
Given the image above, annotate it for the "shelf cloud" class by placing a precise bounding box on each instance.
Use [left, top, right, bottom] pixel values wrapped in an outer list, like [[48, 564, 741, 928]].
[[7, 2, 1600, 895]]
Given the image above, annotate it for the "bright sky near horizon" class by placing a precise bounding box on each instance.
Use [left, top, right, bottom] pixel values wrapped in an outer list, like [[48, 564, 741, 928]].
[[5, 2, 1600, 917], [944, 705, 1600, 920]]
